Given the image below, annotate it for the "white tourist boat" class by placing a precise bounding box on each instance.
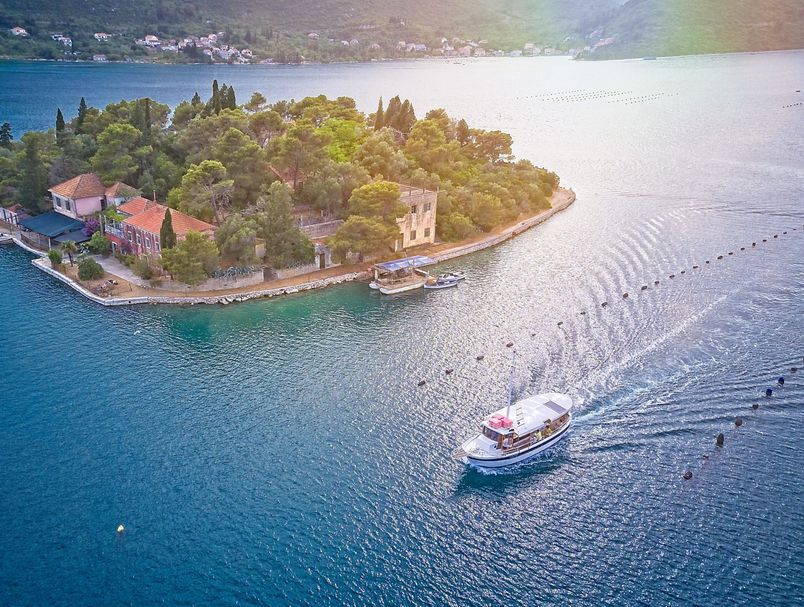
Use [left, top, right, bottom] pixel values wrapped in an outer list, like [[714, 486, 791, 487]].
[[453, 355, 573, 468], [370, 255, 434, 295]]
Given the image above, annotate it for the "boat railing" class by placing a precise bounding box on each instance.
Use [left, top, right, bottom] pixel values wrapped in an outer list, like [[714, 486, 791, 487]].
[[501, 422, 567, 455]]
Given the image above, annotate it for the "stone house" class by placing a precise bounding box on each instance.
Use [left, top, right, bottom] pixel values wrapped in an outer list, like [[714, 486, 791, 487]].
[[394, 185, 437, 251]]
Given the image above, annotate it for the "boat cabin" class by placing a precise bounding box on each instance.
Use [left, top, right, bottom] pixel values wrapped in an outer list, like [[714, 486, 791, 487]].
[[482, 397, 571, 451]]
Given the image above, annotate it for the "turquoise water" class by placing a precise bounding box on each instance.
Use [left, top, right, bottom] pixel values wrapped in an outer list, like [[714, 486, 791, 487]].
[[1, 53, 804, 605]]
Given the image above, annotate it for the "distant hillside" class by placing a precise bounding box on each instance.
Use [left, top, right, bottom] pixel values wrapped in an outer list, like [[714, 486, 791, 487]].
[[0, 0, 614, 44], [584, 0, 804, 59]]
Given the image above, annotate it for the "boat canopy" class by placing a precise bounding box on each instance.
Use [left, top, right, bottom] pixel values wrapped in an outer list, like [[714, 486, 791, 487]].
[[484, 393, 572, 435], [374, 255, 434, 273]]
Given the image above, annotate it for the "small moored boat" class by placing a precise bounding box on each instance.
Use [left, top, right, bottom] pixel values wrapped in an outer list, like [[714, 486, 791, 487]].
[[370, 255, 434, 295]]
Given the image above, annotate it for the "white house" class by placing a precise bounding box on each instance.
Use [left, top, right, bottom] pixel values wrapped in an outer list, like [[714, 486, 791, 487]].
[[94, 32, 110, 41], [10, 27, 28, 37]]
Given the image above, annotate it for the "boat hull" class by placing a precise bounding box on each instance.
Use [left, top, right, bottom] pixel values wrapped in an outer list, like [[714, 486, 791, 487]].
[[378, 281, 425, 294], [463, 418, 572, 469]]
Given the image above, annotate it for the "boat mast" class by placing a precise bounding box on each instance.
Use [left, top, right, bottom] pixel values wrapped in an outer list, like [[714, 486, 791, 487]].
[[505, 349, 515, 419]]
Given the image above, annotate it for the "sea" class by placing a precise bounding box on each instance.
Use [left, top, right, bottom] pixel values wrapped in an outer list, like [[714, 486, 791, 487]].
[[1, 52, 803, 606]]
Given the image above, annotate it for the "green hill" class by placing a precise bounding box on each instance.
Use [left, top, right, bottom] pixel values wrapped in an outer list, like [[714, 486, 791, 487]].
[[584, 0, 804, 59]]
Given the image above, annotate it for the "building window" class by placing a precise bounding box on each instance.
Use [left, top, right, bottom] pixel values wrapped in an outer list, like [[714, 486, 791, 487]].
[[411, 205, 417, 214], [55, 197, 62, 208], [136, 234, 141, 245], [424, 202, 431, 212], [410, 229, 417, 241], [424, 227, 431, 238], [65, 199, 72, 211]]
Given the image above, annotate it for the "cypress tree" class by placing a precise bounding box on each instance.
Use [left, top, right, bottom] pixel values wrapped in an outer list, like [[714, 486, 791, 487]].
[[76, 97, 88, 133], [212, 80, 222, 114], [385, 95, 401, 130], [0, 123, 12, 149], [226, 86, 236, 109], [18, 136, 48, 209], [160, 208, 177, 250], [456, 118, 470, 146], [191, 91, 202, 106], [55, 108, 65, 146], [143, 98, 151, 131], [374, 97, 384, 130]]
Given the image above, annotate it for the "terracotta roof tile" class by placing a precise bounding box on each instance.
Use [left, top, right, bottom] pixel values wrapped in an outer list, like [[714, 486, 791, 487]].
[[122, 204, 216, 236], [105, 182, 138, 198], [49, 173, 106, 199], [117, 196, 159, 216]]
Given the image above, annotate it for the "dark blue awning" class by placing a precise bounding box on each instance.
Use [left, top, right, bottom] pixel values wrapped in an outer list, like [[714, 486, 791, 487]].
[[20, 211, 84, 238], [53, 229, 91, 244], [374, 255, 434, 272]]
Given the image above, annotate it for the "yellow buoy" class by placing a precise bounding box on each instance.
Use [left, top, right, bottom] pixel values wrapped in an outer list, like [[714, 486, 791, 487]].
[[117, 524, 125, 533]]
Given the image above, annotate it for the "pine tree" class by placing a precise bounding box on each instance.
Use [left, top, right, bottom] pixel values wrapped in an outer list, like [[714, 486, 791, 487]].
[[374, 97, 384, 130], [160, 208, 177, 250], [191, 91, 202, 106], [456, 119, 470, 146], [18, 136, 48, 209], [0, 123, 11, 149], [76, 97, 88, 133]]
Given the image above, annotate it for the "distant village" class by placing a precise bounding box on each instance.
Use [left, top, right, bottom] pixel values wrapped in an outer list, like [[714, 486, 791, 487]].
[[6, 24, 617, 64]]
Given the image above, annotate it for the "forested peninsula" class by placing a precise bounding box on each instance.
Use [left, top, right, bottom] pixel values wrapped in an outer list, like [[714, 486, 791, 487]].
[[0, 83, 560, 291]]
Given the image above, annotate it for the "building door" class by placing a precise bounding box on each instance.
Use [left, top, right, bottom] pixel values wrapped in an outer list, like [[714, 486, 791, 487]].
[[318, 253, 326, 269]]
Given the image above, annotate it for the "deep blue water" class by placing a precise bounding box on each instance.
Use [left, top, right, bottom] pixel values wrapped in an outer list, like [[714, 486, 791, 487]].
[[1, 53, 803, 605]]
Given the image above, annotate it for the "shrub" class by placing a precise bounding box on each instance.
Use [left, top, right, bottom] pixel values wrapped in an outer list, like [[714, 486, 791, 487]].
[[77, 257, 104, 281], [132, 255, 160, 280], [438, 213, 478, 241], [87, 231, 111, 255], [47, 249, 63, 268]]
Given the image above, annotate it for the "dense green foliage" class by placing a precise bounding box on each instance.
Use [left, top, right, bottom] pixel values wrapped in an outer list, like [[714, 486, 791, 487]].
[[1, 83, 559, 274], [47, 248, 62, 268], [161, 230, 219, 286], [77, 257, 104, 280]]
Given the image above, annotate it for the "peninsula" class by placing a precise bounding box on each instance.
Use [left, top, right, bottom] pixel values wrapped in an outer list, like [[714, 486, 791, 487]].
[[0, 84, 570, 305]]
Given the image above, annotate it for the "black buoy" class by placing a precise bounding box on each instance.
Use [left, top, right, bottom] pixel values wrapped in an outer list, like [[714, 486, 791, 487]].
[[740, 247, 745, 251], [557, 321, 563, 327], [669, 274, 675, 279], [735, 418, 743, 428], [765, 387, 773, 397], [728, 252, 733, 256], [752, 403, 759, 410], [476, 355, 485, 361], [783, 231, 787, 234], [716, 433, 725, 447], [601, 302, 608, 307], [791, 367, 798, 373], [778, 376, 785, 386], [580, 311, 586, 315], [445, 368, 454, 375], [641, 285, 648, 290], [680, 270, 686, 274], [683, 471, 693, 481], [417, 380, 426, 387], [655, 280, 660, 285], [693, 265, 699, 269], [762, 239, 767, 242], [506, 342, 514, 347], [623, 293, 629, 298], [706, 260, 710, 264], [530, 333, 536, 337], [717, 255, 723, 260], [752, 242, 756, 246], [774, 234, 778, 238]]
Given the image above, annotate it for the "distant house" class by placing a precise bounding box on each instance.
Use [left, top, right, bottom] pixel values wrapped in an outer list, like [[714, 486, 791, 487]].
[[307, 32, 319, 40], [93, 54, 108, 62], [118, 199, 216, 256], [10, 27, 28, 37], [474, 47, 487, 57], [394, 184, 437, 252], [105, 182, 139, 206], [94, 32, 110, 41], [49, 173, 109, 220]]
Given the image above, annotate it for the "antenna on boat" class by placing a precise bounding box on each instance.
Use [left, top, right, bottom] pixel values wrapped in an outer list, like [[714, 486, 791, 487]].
[[505, 349, 516, 420]]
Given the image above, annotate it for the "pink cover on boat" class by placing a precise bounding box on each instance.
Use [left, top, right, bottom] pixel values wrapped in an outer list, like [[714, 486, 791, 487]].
[[499, 416, 513, 428], [488, 418, 503, 429]]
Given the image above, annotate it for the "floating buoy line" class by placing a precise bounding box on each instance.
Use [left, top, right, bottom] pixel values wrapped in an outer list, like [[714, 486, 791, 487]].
[[415, 224, 802, 390], [683, 362, 801, 482]]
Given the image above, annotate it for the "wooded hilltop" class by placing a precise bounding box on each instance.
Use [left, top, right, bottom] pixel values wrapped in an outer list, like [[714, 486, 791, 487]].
[[0, 84, 559, 285]]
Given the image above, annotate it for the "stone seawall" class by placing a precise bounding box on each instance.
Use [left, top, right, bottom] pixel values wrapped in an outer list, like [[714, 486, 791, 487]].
[[24, 188, 575, 307]]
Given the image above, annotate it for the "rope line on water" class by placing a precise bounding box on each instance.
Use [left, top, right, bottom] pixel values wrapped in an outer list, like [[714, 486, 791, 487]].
[[415, 224, 803, 389]]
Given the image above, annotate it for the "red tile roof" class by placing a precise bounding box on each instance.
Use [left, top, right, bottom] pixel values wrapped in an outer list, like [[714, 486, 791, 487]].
[[117, 196, 159, 216], [105, 182, 138, 198], [49, 173, 106, 199], [122, 204, 216, 236]]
